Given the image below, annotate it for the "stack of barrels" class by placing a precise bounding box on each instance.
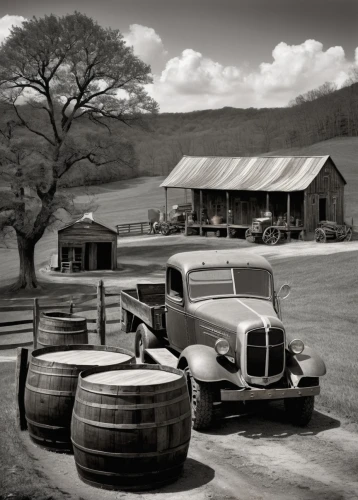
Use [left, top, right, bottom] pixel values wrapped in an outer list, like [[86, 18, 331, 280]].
[[24, 311, 191, 490]]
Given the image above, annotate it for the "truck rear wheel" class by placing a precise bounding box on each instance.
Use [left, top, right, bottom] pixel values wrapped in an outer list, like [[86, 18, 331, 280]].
[[135, 324, 161, 363], [284, 396, 314, 426], [185, 367, 214, 430]]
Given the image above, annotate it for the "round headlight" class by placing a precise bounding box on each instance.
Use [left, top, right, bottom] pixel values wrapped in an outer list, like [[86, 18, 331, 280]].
[[289, 339, 304, 355], [215, 339, 230, 356]]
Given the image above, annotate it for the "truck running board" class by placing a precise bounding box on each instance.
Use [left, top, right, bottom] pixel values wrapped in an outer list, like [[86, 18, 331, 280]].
[[145, 348, 178, 368]]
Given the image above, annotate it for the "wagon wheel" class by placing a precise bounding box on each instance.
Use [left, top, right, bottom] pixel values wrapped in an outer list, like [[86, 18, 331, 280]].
[[345, 228, 352, 241], [160, 222, 171, 236], [245, 228, 255, 243], [336, 226, 345, 241], [315, 228, 326, 243], [262, 227, 281, 245]]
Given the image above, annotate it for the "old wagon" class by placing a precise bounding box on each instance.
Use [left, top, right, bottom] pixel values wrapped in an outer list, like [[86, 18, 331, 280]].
[[314, 221, 352, 243]]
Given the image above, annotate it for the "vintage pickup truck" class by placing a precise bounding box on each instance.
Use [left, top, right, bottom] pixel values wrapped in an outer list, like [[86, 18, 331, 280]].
[[120, 250, 326, 430]]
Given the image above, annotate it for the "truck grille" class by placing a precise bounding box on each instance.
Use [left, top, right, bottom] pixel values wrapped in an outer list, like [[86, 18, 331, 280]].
[[246, 328, 284, 378]]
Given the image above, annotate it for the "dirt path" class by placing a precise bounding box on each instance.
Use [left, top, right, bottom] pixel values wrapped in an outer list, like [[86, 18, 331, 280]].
[[19, 400, 358, 500]]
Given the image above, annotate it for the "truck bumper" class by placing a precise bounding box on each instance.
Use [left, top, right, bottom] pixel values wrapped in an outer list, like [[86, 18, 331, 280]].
[[221, 385, 320, 401]]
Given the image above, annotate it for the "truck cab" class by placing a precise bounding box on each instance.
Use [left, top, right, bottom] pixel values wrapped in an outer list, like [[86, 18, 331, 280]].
[[121, 250, 326, 430]]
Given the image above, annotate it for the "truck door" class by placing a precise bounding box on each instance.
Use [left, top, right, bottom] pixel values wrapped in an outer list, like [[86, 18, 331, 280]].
[[166, 266, 189, 352]]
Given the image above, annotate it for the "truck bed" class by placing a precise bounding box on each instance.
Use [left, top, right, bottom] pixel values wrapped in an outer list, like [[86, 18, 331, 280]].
[[120, 283, 166, 331]]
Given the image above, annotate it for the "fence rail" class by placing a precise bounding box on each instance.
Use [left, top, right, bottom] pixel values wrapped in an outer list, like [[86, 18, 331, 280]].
[[116, 222, 150, 236], [0, 283, 121, 350]]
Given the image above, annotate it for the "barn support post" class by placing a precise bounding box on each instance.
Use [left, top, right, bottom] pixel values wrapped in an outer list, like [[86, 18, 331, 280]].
[[164, 187, 168, 222], [287, 193, 291, 242], [266, 193, 269, 212], [185, 211, 188, 236], [226, 191, 230, 238], [32, 298, 39, 349], [303, 190, 307, 237], [97, 280, 106, 345], [199, 190, 203, 236]]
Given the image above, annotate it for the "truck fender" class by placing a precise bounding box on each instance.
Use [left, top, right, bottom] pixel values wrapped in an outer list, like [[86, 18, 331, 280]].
[[178, 344, 242, 386], [286, 345, 326, 379]]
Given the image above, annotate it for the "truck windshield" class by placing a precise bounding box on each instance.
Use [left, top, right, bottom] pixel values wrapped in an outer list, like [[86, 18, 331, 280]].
[[188, 268, 272, 300]]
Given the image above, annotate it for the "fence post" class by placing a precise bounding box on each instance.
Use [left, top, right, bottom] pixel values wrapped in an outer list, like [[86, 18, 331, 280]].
[[97, 280, 106, 345], [15, 347, 28, 430], [33, 298, 39, 349]]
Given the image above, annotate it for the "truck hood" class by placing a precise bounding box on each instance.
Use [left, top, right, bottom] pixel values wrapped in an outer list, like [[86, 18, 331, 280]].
[[192, 297, 281, 332]]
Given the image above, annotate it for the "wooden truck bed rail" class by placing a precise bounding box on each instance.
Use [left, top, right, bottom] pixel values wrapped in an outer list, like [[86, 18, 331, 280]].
[[120, 283, 166, 331]]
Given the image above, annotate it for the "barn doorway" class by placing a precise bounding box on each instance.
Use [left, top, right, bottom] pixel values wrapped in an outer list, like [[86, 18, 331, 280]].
[[319, 198, 327, 221], [97, 242, 112, 270]]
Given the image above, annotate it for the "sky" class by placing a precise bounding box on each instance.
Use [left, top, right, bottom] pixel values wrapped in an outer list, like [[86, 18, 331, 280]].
[[0, 0, 357, 112]]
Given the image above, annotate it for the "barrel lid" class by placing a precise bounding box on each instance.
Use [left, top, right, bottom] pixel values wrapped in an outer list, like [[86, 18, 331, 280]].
[[84, 368, 181, 386], [36, 350, 132, 366]]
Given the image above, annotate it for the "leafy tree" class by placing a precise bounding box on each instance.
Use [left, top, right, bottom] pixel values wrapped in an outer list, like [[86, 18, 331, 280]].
[[0, 12, 157, 289]]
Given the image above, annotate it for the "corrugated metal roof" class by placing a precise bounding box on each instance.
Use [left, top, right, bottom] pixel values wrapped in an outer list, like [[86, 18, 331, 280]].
[[160, 155, 345, 192]]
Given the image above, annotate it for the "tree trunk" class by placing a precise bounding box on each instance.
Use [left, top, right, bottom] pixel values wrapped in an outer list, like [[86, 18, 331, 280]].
[[15, 233, 38, 289]]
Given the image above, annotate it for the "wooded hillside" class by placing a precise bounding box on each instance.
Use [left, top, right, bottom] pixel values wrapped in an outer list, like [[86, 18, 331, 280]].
[[1, 81, 357, 185]]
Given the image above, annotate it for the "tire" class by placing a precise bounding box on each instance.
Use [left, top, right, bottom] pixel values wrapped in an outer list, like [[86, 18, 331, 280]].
[[135, 323, 162, 363], [160, 223, 171, 236], [284, 396, 314, 426], [185, 366, 214, 430], [315, 228, 326, 243]]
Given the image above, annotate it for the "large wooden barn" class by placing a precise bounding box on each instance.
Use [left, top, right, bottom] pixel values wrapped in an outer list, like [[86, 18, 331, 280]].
[[58, 213, 117, 272], [161, 155, 346, 236]]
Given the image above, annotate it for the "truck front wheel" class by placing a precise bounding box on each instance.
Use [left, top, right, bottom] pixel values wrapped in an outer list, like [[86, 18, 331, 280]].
[[185, 367, 214, 430], [135, 324, 161, 363], [284, 396, 314, 426]]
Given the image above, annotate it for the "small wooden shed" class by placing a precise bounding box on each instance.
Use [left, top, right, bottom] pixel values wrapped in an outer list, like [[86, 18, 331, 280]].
[[58, 213, 117, 272]]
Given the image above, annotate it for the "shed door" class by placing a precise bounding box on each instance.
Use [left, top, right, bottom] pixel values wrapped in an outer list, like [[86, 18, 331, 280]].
[[97, 243, 112, 270]]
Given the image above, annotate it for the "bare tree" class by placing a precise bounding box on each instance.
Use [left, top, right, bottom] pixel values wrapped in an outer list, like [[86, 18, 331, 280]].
[[0, 12, 157, 289]]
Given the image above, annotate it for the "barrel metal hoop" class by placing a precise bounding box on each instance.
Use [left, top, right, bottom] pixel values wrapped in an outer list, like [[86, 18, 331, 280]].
[[75, 393, 188, 410], [28, 368, 78, 378], [25, 383, 76, 397], [71, 439, 190, 458], [26, 416, 67, 430], [75, 461, 184, 478], [72, 410, 192, 429], [79, 384, 186, 397], [38, 328, 87, 334]]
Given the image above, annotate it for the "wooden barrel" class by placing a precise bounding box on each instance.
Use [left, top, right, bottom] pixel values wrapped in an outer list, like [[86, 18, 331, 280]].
[[71, 364, 191, 490], [24, 345, 135, 452], [37, 311, 88, 347]]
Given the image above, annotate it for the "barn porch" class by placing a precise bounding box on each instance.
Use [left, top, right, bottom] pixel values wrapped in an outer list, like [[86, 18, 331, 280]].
[[161, 155, 346, 238]]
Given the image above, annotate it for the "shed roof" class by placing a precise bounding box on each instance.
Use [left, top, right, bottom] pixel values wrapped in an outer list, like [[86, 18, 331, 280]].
[[58, 212, 117, 234], [160, 155, 346, 192]]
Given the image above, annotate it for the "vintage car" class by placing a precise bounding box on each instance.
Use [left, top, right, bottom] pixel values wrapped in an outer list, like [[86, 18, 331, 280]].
[[120, 250, 326, 430]]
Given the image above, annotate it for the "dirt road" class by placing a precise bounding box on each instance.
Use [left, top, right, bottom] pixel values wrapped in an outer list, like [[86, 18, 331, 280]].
[[17, 396, 358, 500]]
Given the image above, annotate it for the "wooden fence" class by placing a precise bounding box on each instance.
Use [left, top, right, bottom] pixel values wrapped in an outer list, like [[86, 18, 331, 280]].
[[116, 222, 150, 236], [0, 281, 122, 350]]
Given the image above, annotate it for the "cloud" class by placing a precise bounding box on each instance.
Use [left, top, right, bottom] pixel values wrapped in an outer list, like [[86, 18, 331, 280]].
[[247, 39, 351, 98], [159, 49, 241, 95], [0, 15, 26, 43], [123, 24, 167, 67], [150, 39, 358, 112]]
